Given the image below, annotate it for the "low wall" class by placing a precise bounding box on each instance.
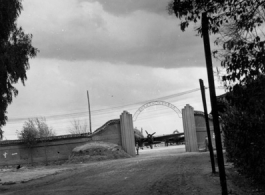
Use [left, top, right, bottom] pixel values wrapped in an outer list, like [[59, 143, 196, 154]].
[[0, 119, 123, 167], [92, 119, 121, 145], [0, 134, 92, 166]]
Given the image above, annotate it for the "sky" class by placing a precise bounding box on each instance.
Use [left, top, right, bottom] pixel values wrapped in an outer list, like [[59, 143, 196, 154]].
[[2, 0, 225, 140]]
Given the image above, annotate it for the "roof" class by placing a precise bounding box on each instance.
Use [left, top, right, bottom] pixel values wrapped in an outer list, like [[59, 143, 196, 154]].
[[92, 119, 120, 135], [194, 110, 213, 119]]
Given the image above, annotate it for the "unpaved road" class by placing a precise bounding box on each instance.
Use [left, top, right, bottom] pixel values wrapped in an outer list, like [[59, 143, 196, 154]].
[[0, 146, 244, 195]]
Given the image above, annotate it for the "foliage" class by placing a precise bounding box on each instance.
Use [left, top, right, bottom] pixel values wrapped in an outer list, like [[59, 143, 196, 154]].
[[220, 75, 265, 182], [17, 120, 38, 148], [17, 117, 55, 147], [33, 117, 56, 138], [168, 0, 265, 88], [68, 119, 90, 134], [168, 0, 265, 183], [0, 0, 38, 128]]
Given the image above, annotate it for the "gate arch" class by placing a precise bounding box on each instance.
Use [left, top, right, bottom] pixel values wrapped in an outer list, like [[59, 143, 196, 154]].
[[133, 100, 182, 121]]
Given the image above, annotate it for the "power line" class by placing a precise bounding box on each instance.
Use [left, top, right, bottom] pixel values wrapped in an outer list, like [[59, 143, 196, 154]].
[[6, 87, 211, 124]]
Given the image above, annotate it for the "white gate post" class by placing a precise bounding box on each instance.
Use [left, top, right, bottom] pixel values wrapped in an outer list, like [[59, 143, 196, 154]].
[[182, 104, 198, 152], [120, 111, 136, 157]]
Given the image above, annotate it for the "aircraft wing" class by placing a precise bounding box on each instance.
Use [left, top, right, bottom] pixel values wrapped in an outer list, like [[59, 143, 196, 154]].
[[153, 132, 185, 142]]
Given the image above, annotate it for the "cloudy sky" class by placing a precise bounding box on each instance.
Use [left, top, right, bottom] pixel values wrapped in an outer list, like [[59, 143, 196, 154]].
[[3, 0, 225, 140]]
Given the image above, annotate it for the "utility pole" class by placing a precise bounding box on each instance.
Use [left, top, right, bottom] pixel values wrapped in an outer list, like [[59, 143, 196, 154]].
[[87, 90, 92, 134], [201, 12, 228, 195], [199, 79, 216, 173]]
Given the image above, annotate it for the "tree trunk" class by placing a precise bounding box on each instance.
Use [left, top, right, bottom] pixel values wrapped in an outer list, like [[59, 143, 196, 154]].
[[44, 142, 48, 165], [29, 147, 33, 165]]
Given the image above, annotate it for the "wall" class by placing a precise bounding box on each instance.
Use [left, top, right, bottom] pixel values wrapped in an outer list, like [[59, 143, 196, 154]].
[[194, 111, 216, 150], [0, 134, 92, 166], [0, 118, 134, 166], [0, 114, 137, 166], [91, 119, 121, 145]]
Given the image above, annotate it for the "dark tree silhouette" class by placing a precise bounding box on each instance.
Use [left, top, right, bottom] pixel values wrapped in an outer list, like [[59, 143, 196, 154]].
[[0, 0, 38, 133], [168, 1, 265, 183], [168, 0, 265, 88]]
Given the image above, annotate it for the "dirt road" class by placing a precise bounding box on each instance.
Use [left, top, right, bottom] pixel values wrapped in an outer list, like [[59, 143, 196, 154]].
[[0, 146, 245, 195]]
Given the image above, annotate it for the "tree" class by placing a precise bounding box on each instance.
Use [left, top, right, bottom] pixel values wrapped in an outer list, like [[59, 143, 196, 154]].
[[68, 119, 90, 134], [33, 117, 56, 138], [220, 75, 265, 182], [168, 0, 265, 183], [0, 0, 38, 133], [17, 117, 55, 165], [168, 0, 265, 88], [17, 117, 55, 140], [17, 119, 38, 147], [17, 119, 39, 165]]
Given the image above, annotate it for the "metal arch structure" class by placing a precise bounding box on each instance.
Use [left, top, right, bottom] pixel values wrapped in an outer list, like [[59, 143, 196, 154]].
[[133, 100, 182, 121], [173, 130, 180, 134]]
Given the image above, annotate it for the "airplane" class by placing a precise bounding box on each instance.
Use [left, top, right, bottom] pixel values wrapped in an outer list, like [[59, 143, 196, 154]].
[[135, 130, 185, 150], [156, 132, 185, 146]]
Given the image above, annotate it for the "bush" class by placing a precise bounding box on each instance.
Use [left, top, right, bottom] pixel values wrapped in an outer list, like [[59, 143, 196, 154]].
[[221, 75, 265, 183], [17, 117, 55, 165], [17, 124, 38, 148], [17, 117, 55, 143], [68, 119, 90, 134]]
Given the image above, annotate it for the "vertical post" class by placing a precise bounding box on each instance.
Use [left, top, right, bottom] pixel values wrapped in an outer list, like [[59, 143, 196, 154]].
[[202, 12, 227, 195], [199, 79, 216, 173], [87, 90, 92, 134], [0, 129, 3, 140], [120, 111, 136, 157], [182, 105, 198, 152]]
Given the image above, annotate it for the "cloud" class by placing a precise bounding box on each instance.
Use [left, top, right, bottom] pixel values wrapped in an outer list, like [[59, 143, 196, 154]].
[[85, 0, 172, 16], [17, 0, 206, 68], [7, 58, 209, 117], [3, 0, 224, 140], [4, 57, 223, 139]]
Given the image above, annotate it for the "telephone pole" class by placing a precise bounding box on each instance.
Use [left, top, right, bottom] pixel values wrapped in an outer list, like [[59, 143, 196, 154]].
[[201, 12, 228, 195], [199, 79, 216, 174], [87, 90, 92, 134]]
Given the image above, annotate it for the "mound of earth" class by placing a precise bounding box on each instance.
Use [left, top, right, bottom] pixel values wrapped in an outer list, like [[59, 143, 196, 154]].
[[66, 141, 131, 163]]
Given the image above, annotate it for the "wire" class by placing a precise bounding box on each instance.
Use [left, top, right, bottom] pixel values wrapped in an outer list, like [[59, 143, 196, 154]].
[[7, 87, 202, 123], [6, 86, 221, 125]]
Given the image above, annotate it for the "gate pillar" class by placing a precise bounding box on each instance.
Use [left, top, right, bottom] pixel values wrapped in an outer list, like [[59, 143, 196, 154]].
[[120, 111, 136, 157], [182, 104, 198, 152]]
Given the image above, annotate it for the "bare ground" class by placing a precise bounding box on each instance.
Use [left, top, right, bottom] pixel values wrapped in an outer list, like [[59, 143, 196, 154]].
[[0, 145, 264, 195]]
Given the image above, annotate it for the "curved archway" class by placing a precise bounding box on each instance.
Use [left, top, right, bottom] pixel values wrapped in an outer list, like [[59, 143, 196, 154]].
[[173, 129, 180, 134], [133, 100, 182, 121]]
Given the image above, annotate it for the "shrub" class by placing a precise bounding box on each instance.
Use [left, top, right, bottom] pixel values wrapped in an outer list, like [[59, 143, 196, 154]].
[[68, 119, 90, 134], [17, 117, 55, 165], [17, 119, 39, 148], [221, 75, 265, 183]]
